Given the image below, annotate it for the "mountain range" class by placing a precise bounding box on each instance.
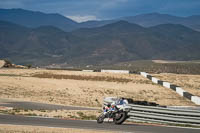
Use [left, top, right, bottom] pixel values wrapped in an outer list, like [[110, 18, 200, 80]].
[[1, 9, 200, 32], [0, 9, 200, 66], [79, 13, 200, 32]]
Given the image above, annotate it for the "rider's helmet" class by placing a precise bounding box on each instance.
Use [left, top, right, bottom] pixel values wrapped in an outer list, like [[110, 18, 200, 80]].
[[121, 97, 125, 100], [107, 103, 111, 107]]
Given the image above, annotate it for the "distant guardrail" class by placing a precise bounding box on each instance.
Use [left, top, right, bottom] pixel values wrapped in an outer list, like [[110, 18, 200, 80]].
[[127, 104, 200, 126], [100, 69, 130, 74]]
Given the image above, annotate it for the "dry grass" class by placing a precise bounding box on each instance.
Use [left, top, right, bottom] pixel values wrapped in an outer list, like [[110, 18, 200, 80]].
[[0, 69, 195, 106], [3, 109, 100, 120], [153, 73, 200, 97], [0, 68, 151, 84], [0, 124, 116, 133], [32, 73, 133, 83]]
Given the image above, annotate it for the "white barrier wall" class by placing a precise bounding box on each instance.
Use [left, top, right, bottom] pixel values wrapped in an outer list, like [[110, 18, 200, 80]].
[[101, 70, 129, 74], [82, 70, 94, 72], [191, 96, 200, 105], [175, 87, 186, 96], [140, 72, 149, 77], [136, 71, 200, 105], [163, 82, 171, 88], [152, 77, 159, 84]]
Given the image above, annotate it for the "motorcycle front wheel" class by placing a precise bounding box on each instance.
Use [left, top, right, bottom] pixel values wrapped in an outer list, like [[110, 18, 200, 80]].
[[97, 113, 105, 124]]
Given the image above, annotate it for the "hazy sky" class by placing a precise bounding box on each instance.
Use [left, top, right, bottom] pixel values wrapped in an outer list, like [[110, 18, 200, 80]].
[[1, 0, 200, 22]]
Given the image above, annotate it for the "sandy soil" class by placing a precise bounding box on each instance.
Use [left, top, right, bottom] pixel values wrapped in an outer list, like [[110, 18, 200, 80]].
[[0, 69, 194, 106], [0, 124, 116, 133], [153, 73, 200, 97]]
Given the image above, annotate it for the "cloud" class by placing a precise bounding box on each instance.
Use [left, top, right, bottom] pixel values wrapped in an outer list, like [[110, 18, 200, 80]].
[[0, 0, 24, 8], [99, 0, 128, 9], [66, 15, 98, 23]]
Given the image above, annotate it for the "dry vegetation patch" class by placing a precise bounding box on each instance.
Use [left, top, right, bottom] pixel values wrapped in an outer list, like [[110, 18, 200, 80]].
[[0, 69, 195, 106], [32, 72, 133, 83], [0, 124, 116, 133], [153, 73, 200, 97]]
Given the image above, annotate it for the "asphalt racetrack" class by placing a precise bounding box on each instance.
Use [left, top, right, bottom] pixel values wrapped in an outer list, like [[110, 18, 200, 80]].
[[0, 98, 97, 110], [0, 98, 200, 132], [0, 114, 199, 133]]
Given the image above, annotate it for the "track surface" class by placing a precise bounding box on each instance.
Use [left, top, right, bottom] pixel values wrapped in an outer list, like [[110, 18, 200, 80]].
[[0, 99, 97, 110], [0, 114, 199, 133], [0, 98, 199, 132]]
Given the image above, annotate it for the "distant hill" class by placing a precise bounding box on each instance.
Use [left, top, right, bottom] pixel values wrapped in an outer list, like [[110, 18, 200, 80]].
[[79, 20, 117, 28], [121, 13, 182, 26], [1, 20, 200, 66], [79, 13, 182, 28], [72, 21, 200, 63], [81, 13, 200, 32], [0, 8, 78, 31], [121, 13, 200, 31], [0, 20, 78, 65]]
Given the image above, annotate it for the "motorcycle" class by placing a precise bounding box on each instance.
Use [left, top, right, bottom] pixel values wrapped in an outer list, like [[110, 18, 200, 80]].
[[97, 103, 131, 125]]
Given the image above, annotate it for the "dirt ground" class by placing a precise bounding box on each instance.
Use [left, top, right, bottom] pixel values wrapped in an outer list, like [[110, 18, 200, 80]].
[[0, 68, 195, 106], [153, 73, 200, 97], [0, 124, 116, 133]]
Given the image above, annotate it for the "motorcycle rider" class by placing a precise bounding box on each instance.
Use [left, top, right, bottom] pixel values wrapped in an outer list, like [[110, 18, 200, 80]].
[[103, 97, 128, 116], [114, 97, 128, 109], [110, 97, 128, 111], [118, 97, 128, 105]]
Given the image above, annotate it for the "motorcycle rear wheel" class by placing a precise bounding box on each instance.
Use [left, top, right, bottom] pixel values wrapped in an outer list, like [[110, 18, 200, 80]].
[[114, 112, 127, 125]]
